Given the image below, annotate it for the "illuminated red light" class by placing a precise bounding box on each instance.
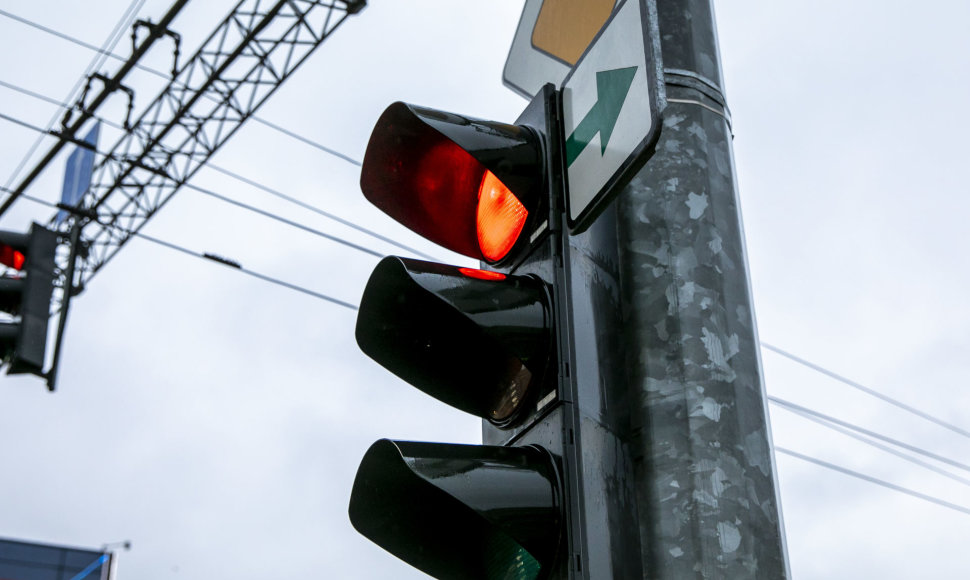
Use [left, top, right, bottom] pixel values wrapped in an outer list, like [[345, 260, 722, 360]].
[[0, 245, 25, 270], [477, 171, 528, 262], [458, 267, 507, 281], [360, 102, 540, 264]]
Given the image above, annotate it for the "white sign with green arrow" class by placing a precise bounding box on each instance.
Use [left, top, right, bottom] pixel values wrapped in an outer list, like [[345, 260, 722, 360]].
[[561, 0, 661, 233]]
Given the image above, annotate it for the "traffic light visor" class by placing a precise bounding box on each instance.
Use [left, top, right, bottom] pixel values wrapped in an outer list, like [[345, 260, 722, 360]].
[[355, 257, 552, 426], [349, 439, 562, 580], [360, 102, 542, 263]]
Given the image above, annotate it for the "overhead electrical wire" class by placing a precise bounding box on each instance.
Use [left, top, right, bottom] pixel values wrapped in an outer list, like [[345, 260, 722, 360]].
[[770, 396, 970, 486], [1, 0, 148, 190], [7, 135, 970, 524], [202, 166, 436, 261], [0, 7, 363, 167], [0, 78, 68, 109], [7, 82, 967, 468], [184, 182, 384, 259], [7, 187, 357, 311], [769, 396, 970, 474], [133, 230, 358, 311], [0, 111, 51, 135], [776, 446, 970, 517], [0, 95, 433, 261], [7, 95, 968, 467], [0, 73, 436, 261], [8, 9, 970, 520], [762, 342, 970, 440]]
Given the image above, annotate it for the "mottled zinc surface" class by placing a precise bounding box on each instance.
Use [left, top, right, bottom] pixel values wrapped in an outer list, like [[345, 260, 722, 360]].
[[614, 0, 790, 577]]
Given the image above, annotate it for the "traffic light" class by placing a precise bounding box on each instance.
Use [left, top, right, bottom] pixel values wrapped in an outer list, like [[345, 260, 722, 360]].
[[349, 86, 570, 579], [0, 223, 59, 376]]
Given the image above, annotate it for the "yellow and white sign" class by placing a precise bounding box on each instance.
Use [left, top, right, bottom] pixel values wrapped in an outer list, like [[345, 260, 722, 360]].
[[503, 0, 616, 99]]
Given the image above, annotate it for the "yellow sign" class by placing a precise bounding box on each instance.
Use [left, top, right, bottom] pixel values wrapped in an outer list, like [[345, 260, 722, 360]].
[[531, 0, 616, 66]]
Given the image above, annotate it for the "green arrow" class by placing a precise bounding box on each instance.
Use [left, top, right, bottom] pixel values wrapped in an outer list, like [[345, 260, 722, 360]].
[[565, 66, 638, 167]]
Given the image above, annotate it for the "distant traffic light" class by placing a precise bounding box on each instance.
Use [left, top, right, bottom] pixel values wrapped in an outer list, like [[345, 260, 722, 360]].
[[0, 223, 59, 376], [349, 89, 568, 579]]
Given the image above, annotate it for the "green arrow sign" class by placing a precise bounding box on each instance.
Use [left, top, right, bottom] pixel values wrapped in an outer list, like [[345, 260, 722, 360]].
[[564, 66, 638, 167]]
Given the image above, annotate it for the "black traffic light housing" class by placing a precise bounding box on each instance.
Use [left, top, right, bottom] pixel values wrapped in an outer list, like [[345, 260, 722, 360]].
[[349, 84, 573, 580], [0, 223, 59, 376], [355, 257, 553, 427]]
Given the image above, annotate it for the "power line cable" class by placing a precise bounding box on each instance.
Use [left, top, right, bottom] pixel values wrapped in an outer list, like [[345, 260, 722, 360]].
[[0, 105, 410, 262], [770, 396, 970, 486], [133, 230, 358, 310], [204, 165, 436, 261], [0, 7, 363, 167], [0, 78, 69, 109], [183, 182, 384, 259], [10, 188, 357, 310], [0, 111, 52, 135], [762, 342, 970, 440], [0, 75, 433, 261], [769, 396, 970, 474], [12, 196, 958, 515], [1, 0, 147, 190], [776, 446, 970, 517]]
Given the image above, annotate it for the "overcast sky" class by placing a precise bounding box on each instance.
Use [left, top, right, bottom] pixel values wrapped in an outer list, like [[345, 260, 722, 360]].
[[1, 1, 969, 578]]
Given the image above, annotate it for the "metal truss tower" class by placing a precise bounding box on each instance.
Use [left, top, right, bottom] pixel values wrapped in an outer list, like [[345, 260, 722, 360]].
[[51, 0, 364, 285], [0, 0, 363, 386]]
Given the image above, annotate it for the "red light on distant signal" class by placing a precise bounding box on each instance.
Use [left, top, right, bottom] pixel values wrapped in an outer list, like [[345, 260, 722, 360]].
[[458, 267, 507, 281], [0, 245, 25, 270], [477, 171, 528, 262]]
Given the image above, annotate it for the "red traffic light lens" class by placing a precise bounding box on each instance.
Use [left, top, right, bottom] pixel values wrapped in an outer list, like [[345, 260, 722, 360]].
[[360, 103, 541, 264], [477, 171, 528, 262]]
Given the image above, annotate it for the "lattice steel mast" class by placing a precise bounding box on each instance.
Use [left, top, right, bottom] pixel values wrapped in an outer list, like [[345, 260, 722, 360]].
[[54, 0, 365, 285]]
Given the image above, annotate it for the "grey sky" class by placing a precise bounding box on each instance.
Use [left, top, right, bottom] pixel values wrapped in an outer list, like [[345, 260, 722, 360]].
[[1, 1, 969, 578]]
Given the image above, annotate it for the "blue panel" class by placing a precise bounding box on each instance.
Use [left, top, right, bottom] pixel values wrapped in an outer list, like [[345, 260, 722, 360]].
[[0, 538, 108, 580], [57, 122, 101, 225]]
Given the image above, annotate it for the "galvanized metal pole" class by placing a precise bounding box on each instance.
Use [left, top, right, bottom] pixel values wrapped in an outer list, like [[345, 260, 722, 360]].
[[613, 0, 791, 577]]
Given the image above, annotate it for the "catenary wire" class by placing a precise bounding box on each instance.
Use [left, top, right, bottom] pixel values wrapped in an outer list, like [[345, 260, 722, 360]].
[[184, 182, 383, 259], [10, 145, 970, 517], [0, 103, 423, 262], [0, 111, 52, 135], [203, 165, 436, 261], [8, 92, 968, 458], [770, 396, 970, 486], [769, 396, 970, 474], [13, 11, 967, 490], [776, 446, 970, 517], [0, 78, 69, 109], [8, 98, 970, 460], [762, 342, 970, 440], [0, 76, 437, 261], [10, 188, 357, 311], [0, 7, 363, 167], [1, 0, 148, 190], [133, 230, 358, 310]]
